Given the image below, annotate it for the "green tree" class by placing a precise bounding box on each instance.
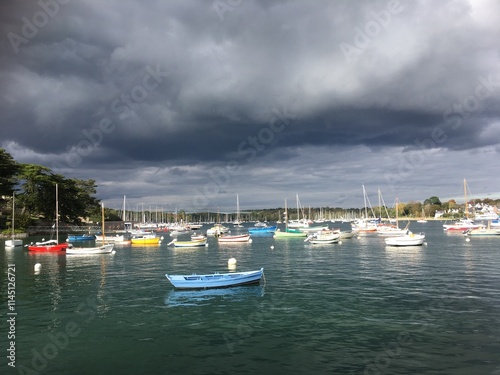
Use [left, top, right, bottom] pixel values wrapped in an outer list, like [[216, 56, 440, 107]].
[[58, 177, 100, 224], [424, 196, 442, 206], [18, 164, 101, 224], [18, 164, 56, 221], [0, 149, 21, 199]]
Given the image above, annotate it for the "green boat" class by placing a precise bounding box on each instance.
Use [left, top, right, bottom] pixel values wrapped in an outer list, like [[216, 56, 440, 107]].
[[274, 199, 307, 238], [274, 228, 307, 238]]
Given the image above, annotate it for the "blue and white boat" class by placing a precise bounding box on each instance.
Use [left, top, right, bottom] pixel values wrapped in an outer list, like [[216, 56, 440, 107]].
[[66, 234, 96, 242], [165, 268, 264, 289], [248, 225, 277, 234]]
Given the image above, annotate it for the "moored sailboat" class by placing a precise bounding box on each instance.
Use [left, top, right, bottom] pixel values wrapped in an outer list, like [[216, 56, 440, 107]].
[[305, 231, 340, 244], [443, 179, 480, 231], [5, 193, 23, 248], [28, 184, 69, 252], [66, 203, 115, 254], [464, 221, 500, 236], [384, 230, 426, 246], [274, 199, 307, 238]]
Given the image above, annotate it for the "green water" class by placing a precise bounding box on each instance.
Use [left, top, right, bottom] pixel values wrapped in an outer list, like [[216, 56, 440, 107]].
[[1, 221, 500, 374]]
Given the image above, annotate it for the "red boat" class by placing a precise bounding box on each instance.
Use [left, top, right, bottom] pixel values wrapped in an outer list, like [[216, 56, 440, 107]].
[[442, 218, 480, 231], [28, 240, 68, 252], [27, 183, 68, 252]]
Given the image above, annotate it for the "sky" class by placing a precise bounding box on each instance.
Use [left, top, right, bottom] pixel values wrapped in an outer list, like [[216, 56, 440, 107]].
[[1, 0, 500, 213]]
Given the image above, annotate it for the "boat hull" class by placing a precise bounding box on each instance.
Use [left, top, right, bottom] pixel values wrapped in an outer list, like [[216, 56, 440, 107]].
[[385, 233, 425, 246], [248, 226, 277, 234], [309, 238, 339, 244], [172, 239, 207, 247], [131, 237, 160, 245], [300, 225, 329, 233], [66, 244, 115, 254], [66, 235, 95, 242], [464, 228, 500, 236], [95, 234, 125, 242], [5, 239, 23, 247], [28, 243, 68, 252], [218, 234, 250, 242], [443, 219, 480, 231], [274, 229, 307, 238], [165, 268, 264, 289]]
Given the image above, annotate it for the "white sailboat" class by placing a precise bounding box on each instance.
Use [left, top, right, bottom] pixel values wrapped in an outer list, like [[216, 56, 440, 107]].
[[464, 220, 500, 236], [288, 194, 311, 229], [443, 179, 480, 231], [351, 185, 379, 233], [274, 199, 307, 238], [384, 197, 426, 246], [377, 197, 406, 236], [28, 184, 69, 252], [233, 194, 243, 227], [67, 203, 115, 254], [5, 193, 23, 248], [417, 207, 428, 223], [384, 229, 426, 246]]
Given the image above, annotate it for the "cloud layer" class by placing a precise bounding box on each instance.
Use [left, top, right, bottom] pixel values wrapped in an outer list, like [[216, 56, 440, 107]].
[[1, 0, 499, 211]]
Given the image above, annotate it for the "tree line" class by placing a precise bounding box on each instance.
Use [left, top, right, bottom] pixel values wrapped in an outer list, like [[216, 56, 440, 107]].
[[1, 148, 104, 232]]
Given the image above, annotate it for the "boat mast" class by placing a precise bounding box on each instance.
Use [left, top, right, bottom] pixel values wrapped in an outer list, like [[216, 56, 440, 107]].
[[395, 196, 399, 228], [11, 192, 15, 240], [464, 178, 468, 219], [55, 183, 59, 244], [122, 195, 126, 221], [284, 199, 288, 230], [236, 194, 240, 223], [102, 202, 106, 243], [362, 184, 368, 219], [296, 194, 299, 221]]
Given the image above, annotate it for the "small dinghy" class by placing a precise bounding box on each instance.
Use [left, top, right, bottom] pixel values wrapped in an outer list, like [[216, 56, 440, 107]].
[[165, 268, 264, 289]]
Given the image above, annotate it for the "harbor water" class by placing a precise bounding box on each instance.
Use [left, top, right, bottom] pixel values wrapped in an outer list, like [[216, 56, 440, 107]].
[[1, 221, 500, 374]]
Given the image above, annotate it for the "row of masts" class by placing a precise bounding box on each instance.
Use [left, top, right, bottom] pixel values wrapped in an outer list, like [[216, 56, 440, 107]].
[[114, 194, 364, 224]]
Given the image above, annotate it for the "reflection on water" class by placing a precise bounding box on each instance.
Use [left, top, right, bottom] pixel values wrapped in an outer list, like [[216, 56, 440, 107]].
[[385, 245, 425, 260], [165, 285, 265, 307]]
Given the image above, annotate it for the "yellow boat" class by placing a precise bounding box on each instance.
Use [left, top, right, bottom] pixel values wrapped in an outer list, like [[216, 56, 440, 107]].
[[131, 235, 161, 245]]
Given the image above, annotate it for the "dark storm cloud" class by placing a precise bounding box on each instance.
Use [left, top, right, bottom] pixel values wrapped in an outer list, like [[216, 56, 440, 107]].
[[1, 0, 500, 207]]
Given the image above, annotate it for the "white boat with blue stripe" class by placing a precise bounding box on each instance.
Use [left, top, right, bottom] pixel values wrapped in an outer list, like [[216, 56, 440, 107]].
[[165, 268, 264, 289]]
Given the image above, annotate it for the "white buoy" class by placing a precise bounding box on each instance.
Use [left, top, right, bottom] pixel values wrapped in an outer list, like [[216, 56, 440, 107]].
[[465, 238, 470, 242], [34, 263, 42, 272], [270, 245, 274, 250], [228, 257, 237, 266], [112, 250, 116, 254], [249, 239, 253, 243], [339, 240, 343, 245]]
